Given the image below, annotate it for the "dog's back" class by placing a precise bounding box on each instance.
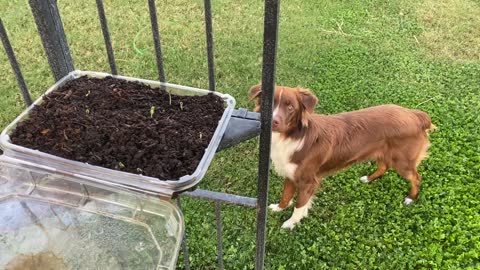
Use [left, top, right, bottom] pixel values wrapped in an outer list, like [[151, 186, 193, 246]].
[[298, 105, 433, 176], [332, 104, 432, 139]]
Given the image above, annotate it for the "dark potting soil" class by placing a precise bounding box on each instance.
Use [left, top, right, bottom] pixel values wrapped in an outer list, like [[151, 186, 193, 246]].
[[10, 76, 225, 180]]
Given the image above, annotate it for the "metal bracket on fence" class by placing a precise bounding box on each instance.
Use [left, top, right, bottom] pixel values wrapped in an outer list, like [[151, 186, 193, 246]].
[[217, 109, 261, 151]]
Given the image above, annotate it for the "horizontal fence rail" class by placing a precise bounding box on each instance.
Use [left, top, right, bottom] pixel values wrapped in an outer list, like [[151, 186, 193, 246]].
[[184, 189, 257, 208]]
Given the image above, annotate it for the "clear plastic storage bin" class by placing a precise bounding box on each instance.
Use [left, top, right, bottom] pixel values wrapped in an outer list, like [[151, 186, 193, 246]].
[[0, 70, 236, 197], [0, 155, 184, 270]]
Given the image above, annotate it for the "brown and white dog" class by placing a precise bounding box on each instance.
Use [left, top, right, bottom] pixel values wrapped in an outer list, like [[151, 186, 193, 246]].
[[250, 84, 435, 229]]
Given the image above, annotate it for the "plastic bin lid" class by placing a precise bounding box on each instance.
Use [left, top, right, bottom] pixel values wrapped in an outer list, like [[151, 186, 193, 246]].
[[0, 157, 184, 270]]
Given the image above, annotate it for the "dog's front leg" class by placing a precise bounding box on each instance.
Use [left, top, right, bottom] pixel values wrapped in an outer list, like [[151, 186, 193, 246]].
[[269, 178, 295, 212], [281, 180, 318, 230]]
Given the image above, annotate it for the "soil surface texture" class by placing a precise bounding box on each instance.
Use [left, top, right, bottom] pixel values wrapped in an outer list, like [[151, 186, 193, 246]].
[[11, 76, 225, 180]]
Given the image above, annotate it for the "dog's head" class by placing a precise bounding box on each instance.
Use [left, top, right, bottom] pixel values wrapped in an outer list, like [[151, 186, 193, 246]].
[[249, 84, 318, 133]]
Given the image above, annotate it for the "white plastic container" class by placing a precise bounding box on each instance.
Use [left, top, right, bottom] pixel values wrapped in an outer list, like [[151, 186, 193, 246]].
[[0, 70, 236, 197], [0, 155, 184, 270]]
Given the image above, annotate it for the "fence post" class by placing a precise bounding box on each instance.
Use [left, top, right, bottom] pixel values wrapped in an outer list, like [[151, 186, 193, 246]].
[[203, 0, 216, 91], [255, 0, 280, 269], [148, 0, 166, 83], [96, 0, 118, 75], [215, 202, 224, 270], [29, 0, 74, 81], [177, 198, 191, 270], [0, 19, 33, 106]]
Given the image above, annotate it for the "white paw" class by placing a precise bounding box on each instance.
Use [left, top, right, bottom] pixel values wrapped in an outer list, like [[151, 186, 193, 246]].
[[404, 197, 414, 205], [281, 219, 298, 230], [268, 204, 284, 212], [360, 176, 369, 183]]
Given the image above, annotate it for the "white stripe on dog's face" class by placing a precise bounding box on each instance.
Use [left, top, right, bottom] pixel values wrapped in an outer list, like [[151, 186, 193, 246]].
[[272, 88, 284, 119]]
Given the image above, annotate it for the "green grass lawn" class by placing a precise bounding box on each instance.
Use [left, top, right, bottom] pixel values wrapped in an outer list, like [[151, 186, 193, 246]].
[[1, 0, 480, 269]]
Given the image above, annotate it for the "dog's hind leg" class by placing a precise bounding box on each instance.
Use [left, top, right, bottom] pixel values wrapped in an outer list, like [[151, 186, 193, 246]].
[[269, 178, 295, 212], [397, 167, 421, 205], [360, 159, 388, 183], [394, 136, 429, 205], [392, 156, 422, 205]]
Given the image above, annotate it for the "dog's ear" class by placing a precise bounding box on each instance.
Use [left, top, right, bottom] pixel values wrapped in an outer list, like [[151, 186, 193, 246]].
[[249, 84, 262, 101], [297, 87, 318, 127], [298, 87, 318, 113]]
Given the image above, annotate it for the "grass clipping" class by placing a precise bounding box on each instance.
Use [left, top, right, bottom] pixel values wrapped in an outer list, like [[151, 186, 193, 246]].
[[415, 0, 480, 62]]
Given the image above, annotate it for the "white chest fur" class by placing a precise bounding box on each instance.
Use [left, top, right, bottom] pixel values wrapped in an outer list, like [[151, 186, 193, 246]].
[[270, 132, 304, 179]]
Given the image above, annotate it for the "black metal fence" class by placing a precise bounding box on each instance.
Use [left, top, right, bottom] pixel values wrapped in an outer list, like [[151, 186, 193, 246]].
[[0, 0, 280, 269]]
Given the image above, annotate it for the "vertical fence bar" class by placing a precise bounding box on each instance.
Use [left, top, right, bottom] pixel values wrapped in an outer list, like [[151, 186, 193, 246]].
[[255, 0, 280, 269], [96, 0, 117, 75], [29, 0, 74, 81], [215, 202, 224, 270], [203, 0, 216, 91], [0, 19, 33, 106], [147, 0, 166, 83], [177, 198, 191, 270]]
